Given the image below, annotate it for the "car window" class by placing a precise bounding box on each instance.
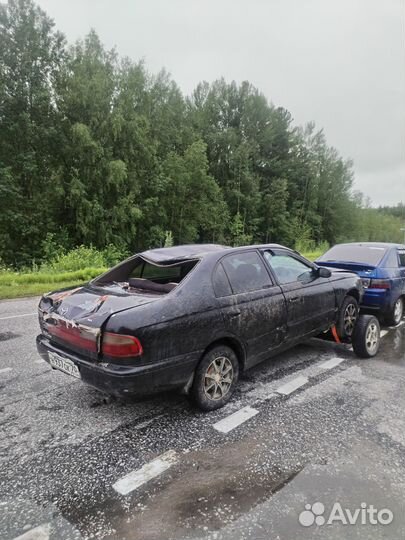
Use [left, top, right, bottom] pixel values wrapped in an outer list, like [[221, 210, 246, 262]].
[[399, 251, 405, 267], [385, 249, 399, 268], [221, 252, 272, 294], [318, 244, 387, 266], [264, 251, 313, 285], [212, 263, 232, 297], [131, 261, 181, 281]]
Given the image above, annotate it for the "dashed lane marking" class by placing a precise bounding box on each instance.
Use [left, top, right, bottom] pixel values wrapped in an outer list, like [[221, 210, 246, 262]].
[[0, 367, 12, 374], [275, 375, 309, 396], [213, 405, 259, 434], [380, 329, 389, 337], [0, 312, 36, 321], [319, 357, 345, 370], [113, 450, 177, 495], [13, 523, 50, 540]]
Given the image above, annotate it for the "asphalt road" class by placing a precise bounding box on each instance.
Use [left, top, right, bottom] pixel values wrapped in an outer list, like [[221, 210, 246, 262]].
[[1, 297, 405, 540]]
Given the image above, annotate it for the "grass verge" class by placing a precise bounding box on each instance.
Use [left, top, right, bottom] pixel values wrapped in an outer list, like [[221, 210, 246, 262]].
[[0, 280, 88, 300], [0, 267, 106, 300], [302, 250, 322, 262]]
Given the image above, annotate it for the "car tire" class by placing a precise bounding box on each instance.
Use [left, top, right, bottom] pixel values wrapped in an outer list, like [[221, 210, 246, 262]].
[[191, 345, 239, 411], [336, 295, 359, 339], [385, 297, 404, 327], [352, 314, 380, 358]]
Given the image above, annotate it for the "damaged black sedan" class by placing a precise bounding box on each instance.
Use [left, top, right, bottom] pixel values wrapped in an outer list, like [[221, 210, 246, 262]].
[[37, 244, 366, 410]]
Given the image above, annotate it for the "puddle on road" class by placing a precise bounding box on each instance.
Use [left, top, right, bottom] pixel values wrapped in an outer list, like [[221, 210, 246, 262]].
[[57, 439, 302, 540], [379, 324, 405, 367], [169, 457, 300, 534], [0, 331, 20, 342]]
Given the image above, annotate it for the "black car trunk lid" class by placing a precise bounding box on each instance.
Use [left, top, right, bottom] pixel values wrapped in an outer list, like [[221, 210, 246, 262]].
[[39, 285, 157, 359]]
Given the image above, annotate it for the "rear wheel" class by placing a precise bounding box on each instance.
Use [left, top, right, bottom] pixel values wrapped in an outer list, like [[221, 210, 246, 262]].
[[352, 315, 380, 358], [385, 297, 404, 327], [191, 345, 239, 411], [337, 296, 359, 339]]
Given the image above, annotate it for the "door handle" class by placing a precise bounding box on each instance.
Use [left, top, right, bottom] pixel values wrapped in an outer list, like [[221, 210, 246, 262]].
[[229, 309, 241, 319], [289, 296, 301, 303]]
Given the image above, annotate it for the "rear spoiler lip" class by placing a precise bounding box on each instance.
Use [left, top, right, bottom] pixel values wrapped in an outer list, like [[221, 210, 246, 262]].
[[316, 261, 377, 271]]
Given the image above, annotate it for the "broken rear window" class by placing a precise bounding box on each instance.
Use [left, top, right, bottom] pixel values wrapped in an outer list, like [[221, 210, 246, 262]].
[[131, 261, 184, 282], [92, 257, 198, 295]]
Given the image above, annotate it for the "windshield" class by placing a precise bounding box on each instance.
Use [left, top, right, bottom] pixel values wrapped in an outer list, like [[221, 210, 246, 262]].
[[318, 245, 387, 266]]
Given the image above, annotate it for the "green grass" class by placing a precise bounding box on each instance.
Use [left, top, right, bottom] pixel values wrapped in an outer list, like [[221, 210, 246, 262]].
[[0, 267, 106, 300], [302, 250, 323, 261], [0, 280, 87, 300]]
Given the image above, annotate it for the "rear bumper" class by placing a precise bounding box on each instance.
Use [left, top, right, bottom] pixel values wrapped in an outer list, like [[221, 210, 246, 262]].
[[361, 289, 390, 313], [36, 335, 201, 397]]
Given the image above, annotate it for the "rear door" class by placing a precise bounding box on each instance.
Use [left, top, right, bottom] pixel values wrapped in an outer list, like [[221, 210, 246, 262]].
[[262, 249, 336, 340], [213, 250, 287, 368]]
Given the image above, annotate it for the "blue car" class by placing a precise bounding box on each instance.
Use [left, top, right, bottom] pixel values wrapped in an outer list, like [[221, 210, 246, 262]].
[[317, 242, 405, 326]]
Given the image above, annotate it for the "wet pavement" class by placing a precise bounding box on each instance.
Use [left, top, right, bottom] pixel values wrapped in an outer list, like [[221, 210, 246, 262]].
[[1, 297, 405, 539]]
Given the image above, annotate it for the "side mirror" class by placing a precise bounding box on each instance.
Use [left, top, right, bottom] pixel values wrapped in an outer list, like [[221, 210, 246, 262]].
[[316, 266, 332, 278]]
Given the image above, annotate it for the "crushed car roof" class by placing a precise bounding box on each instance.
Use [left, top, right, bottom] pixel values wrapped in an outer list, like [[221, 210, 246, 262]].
[[140, 243, 290, 263], [140, 244, 230, 263]]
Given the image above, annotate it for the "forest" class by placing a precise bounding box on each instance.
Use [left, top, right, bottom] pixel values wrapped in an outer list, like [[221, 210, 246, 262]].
[[0, 0, 404, 270]]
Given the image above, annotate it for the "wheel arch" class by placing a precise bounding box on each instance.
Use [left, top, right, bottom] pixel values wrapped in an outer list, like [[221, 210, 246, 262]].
[[346, 288, 360, 303], [389, 294, 404, 317], [182, 336, 247, 395], [203, 336, 247, 372]]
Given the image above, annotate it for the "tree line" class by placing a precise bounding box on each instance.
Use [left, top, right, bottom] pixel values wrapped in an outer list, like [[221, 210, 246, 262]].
[[0, 0, 403, 268]]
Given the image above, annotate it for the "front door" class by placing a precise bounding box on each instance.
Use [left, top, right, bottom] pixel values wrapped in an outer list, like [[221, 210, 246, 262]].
[[262, 249, 336, 340]]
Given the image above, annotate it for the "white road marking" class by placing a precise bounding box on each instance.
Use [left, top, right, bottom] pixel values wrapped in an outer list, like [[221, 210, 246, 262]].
[[380, 329, 389, 337], [34, 359, 45, 364], [276, 375, 309, 396], [213, 405, 259, 434], [113, 450, 177, 495], [319, 357, 345, 370], [0, 312, 36, 321], [0, 367, 12, 374], [241, 352, 353, 405], [13, 523, 50, 540]]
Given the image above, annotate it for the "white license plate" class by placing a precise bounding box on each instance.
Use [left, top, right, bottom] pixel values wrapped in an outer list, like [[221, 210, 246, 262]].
[[48, 352, 81, 379]]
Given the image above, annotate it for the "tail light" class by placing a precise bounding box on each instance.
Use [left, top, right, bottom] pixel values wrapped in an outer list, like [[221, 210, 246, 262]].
[[369, 279, 391, 290], [102, 332, 143, 358], [47, 322, 98, 352]]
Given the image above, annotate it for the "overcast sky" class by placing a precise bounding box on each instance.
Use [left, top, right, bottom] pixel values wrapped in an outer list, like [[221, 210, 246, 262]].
[[37, 0, 405, 206]]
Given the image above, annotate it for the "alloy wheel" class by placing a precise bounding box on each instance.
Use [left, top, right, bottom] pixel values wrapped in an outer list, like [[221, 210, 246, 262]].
[[204, 356, 234, 401], [365, 322, 379, 355], [394, 299, 404, 325], [343, 303, 358, 337]]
